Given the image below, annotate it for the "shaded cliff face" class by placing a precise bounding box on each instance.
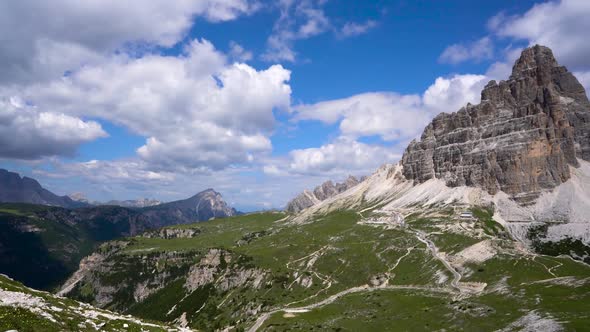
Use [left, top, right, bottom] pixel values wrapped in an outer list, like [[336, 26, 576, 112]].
[[402, 45, 590, 204], [0, 203, 154, 290], [286, 176, 361, 213]]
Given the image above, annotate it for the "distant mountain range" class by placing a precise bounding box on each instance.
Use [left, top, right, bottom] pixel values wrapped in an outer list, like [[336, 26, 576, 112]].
[[0, 169, 87, 208], [105, 198, 162, 208], [0, 168, 237, 219], [141, 189, 237, 227], [0, 169, 238, 290], [68, 192, 163, 208]]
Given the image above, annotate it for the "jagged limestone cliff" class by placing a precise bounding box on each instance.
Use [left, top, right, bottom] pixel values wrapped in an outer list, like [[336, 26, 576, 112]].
[[402, 45, 590, 204]]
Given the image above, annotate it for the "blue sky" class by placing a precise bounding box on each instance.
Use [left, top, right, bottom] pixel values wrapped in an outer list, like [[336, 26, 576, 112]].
[[1, 0, 589, 211]]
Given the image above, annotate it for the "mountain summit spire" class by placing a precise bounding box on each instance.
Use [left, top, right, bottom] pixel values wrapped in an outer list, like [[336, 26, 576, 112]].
[[510, 44, 559, 80], [402, 45, 590, 204]]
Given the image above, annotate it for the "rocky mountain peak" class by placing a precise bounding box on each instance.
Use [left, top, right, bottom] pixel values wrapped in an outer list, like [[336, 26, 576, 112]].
[[402, 45, 590, 204], [510, 44, 558, 80], [139, 188, 237, 226], [198, 188, 218, 195], [188, 189, 226, 206]]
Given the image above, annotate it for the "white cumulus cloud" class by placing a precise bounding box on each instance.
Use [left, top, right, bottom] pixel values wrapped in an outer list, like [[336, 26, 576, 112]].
[[0, 0, 260, 84], [7, 39, 291, 170], [294, 74, 487, 142], [282, 74, 488, 176], [262, 0, 379, 62], [229, 41, 254, 61], [439, 37, 494, 64], [262, 0, 331, 62], [490, 0, 590, 72], [266, 138, 398, 176], [0, 97, 107, 159]]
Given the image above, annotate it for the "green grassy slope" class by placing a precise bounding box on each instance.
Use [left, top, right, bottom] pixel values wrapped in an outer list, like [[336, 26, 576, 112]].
[[62, 205, 590, 331]]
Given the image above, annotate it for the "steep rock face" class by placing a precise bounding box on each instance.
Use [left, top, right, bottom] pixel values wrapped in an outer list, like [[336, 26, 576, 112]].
[[286, 190, 320, 213], [0, 169, 86, 208], [286, 176, 361, 213], [402, 45, 590, 204]]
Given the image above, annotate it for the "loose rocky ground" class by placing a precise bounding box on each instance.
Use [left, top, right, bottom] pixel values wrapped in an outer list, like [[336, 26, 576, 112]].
[[0, 274, 189, 331]]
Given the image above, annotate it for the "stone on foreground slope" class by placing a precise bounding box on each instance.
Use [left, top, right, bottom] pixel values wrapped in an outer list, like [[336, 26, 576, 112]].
[[0, 274, 188, 331], [402, 45, 590, 204]]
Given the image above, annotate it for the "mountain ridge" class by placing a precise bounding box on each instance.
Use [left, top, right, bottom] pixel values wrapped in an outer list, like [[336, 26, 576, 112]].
[[68, 193, 163, 208], [286, 175, 362, 213], [140, 188, 238, 227], [0, 169, 87, 208], [104, 198, 162, 208]]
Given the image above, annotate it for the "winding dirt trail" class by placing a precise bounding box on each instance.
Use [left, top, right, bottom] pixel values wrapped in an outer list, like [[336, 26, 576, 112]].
[[247, 283, 453, 332], [411, 229, 465, 294], [247, 214, 466, 332], [247, 229, 459, 332]]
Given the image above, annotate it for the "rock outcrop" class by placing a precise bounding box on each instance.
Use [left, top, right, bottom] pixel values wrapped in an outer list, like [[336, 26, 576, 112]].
[[402, 45, 590, 204], [286, 176, 361, 213], [142, 227, 201, 239]]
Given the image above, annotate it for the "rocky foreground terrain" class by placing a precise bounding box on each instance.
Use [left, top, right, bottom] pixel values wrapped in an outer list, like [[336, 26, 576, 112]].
[[0, 274, 186, 331]]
